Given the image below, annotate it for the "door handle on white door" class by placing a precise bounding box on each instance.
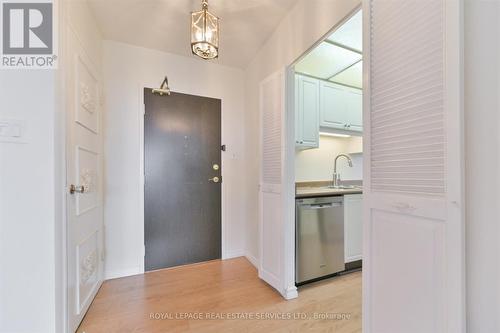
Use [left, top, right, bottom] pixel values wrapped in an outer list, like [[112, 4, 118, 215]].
[[392, 202, 416, 211], [69, 184, 85, 194]]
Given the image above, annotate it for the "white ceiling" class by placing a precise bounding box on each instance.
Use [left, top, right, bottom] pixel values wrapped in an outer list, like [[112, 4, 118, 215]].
[[87, 0, 299, 68]]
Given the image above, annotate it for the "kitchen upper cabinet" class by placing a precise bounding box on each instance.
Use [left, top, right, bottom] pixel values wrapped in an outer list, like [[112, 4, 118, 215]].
[[320, 81, 363, 134], [295, 74, 319, 149], [344, 194, 363, 263], [320, 81, 348, 130], [344, 88, 363, 132]]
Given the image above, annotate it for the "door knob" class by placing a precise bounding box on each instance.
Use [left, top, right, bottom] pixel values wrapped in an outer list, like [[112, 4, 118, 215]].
[[69, 184, 85, 194], [209, 176, 220, 183]]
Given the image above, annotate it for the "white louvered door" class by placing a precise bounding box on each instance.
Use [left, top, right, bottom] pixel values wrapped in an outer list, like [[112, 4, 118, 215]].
[[259, 70, 286, 295], [363, 1, 464, 332]]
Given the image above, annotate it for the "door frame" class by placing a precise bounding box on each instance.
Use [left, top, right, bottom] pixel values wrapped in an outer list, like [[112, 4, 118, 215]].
[[138, 84, 227, 273], [281, 6, 363, 299]]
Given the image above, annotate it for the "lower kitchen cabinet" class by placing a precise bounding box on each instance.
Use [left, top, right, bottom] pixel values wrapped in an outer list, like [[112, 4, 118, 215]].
[[344, 194, 363, 263]]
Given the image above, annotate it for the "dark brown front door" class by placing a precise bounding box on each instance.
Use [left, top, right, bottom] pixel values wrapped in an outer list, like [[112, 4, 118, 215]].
[[144, 89, 222, 271]]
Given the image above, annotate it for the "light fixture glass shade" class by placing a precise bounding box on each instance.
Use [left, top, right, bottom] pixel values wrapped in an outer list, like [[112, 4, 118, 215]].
[[191, 0, 219, 60]]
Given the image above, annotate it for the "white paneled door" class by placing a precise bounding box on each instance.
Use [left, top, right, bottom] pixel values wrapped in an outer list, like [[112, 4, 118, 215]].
[[363, 0, 464, 332], [66, 27, 104, 332], [259, 69, 297, 300]]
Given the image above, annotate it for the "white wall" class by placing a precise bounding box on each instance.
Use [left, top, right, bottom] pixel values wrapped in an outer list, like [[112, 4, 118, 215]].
[[295, 136, 362, 182], [0, 1, 104, 332], [0, 72, 58, 333], [244, 0, 361, 265], [103, 41, 246, 279], [464, 0, 500, 331]]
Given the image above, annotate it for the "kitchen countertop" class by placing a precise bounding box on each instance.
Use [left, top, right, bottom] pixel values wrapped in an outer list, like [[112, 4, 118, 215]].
[[296, 180, 363, 198]]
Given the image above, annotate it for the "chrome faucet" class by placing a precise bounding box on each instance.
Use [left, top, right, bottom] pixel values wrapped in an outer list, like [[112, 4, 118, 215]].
[[333, 154, 353, 188]]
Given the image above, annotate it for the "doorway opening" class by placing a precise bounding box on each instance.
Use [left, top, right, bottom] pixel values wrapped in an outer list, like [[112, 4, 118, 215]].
[[289, 6, 363, 289], [275, 1, 466, 331], [143, 89, 222, 271]]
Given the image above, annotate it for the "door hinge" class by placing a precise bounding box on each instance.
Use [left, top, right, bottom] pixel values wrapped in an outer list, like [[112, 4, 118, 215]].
[[143, 244, 146, 257], [221, 144, 226, 151]]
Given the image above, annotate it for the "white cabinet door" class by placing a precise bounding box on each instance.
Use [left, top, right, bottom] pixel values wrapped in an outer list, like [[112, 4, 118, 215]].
[[345, 88, 363, 132], [344, 194, 363, 263], [364, 0, 464, 331], [260, 69, 297, 300], [320, 81, 348, 130], [295, 75, 319, 148]]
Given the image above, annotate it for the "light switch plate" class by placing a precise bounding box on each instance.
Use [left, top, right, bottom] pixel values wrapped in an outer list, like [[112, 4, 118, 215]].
[[0, 119, 26, 144]]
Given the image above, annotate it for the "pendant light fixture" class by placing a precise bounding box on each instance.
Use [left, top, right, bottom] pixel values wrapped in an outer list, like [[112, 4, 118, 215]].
[[191, 0, 219, 60]]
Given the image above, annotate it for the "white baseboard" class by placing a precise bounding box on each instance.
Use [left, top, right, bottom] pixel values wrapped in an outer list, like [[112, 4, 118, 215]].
[[245, 253, 259, 268], [345, 255, 363, 263], [105, 252, 250, 280], [105, 266, 142, 280], [223, 250, 245, 260], [258, 269, 281, 294]]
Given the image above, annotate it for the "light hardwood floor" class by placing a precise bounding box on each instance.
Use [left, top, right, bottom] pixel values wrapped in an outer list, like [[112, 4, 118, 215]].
[[78, 257, 361, 333]]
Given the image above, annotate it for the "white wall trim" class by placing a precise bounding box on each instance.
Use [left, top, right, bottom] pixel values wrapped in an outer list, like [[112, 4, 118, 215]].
[[283, 66, 298, 300], [284, 286, 299, 300], [224, 250, 246, 260], [444, 1, 467, 330], [138, 83, 146, 274], [105, 266, 143, 280], [346, 255, 363, 263], [57, 2, 68, 333], [258, 268, 281, 292], [361, 2, 372, 331], [245, 253, 259, 268]]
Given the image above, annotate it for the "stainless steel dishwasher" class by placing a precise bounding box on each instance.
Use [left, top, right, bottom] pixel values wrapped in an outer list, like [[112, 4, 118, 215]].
[[296, 196, 344, 284]]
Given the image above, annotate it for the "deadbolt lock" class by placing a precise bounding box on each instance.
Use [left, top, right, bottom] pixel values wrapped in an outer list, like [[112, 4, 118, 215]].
[[209, 176, 220, 183], [213, 164, 219, 171]]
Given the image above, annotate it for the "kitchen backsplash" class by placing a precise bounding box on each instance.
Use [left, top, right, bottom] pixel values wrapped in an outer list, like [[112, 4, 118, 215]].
[[295, 135, 363, 182]]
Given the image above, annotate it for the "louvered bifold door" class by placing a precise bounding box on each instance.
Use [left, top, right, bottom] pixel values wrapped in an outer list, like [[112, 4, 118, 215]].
[[362, 1, 465, 332], [259, 70, 285, 295]]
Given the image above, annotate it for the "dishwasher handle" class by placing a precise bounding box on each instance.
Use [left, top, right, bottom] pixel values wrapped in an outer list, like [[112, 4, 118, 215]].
[[302, 202, 343, 209]]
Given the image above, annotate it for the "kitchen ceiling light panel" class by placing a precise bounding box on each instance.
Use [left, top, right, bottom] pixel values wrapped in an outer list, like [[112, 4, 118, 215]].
[[330, 61, 363, 88], [294, 42, 362, 79], [326, 10, 362, 52]]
